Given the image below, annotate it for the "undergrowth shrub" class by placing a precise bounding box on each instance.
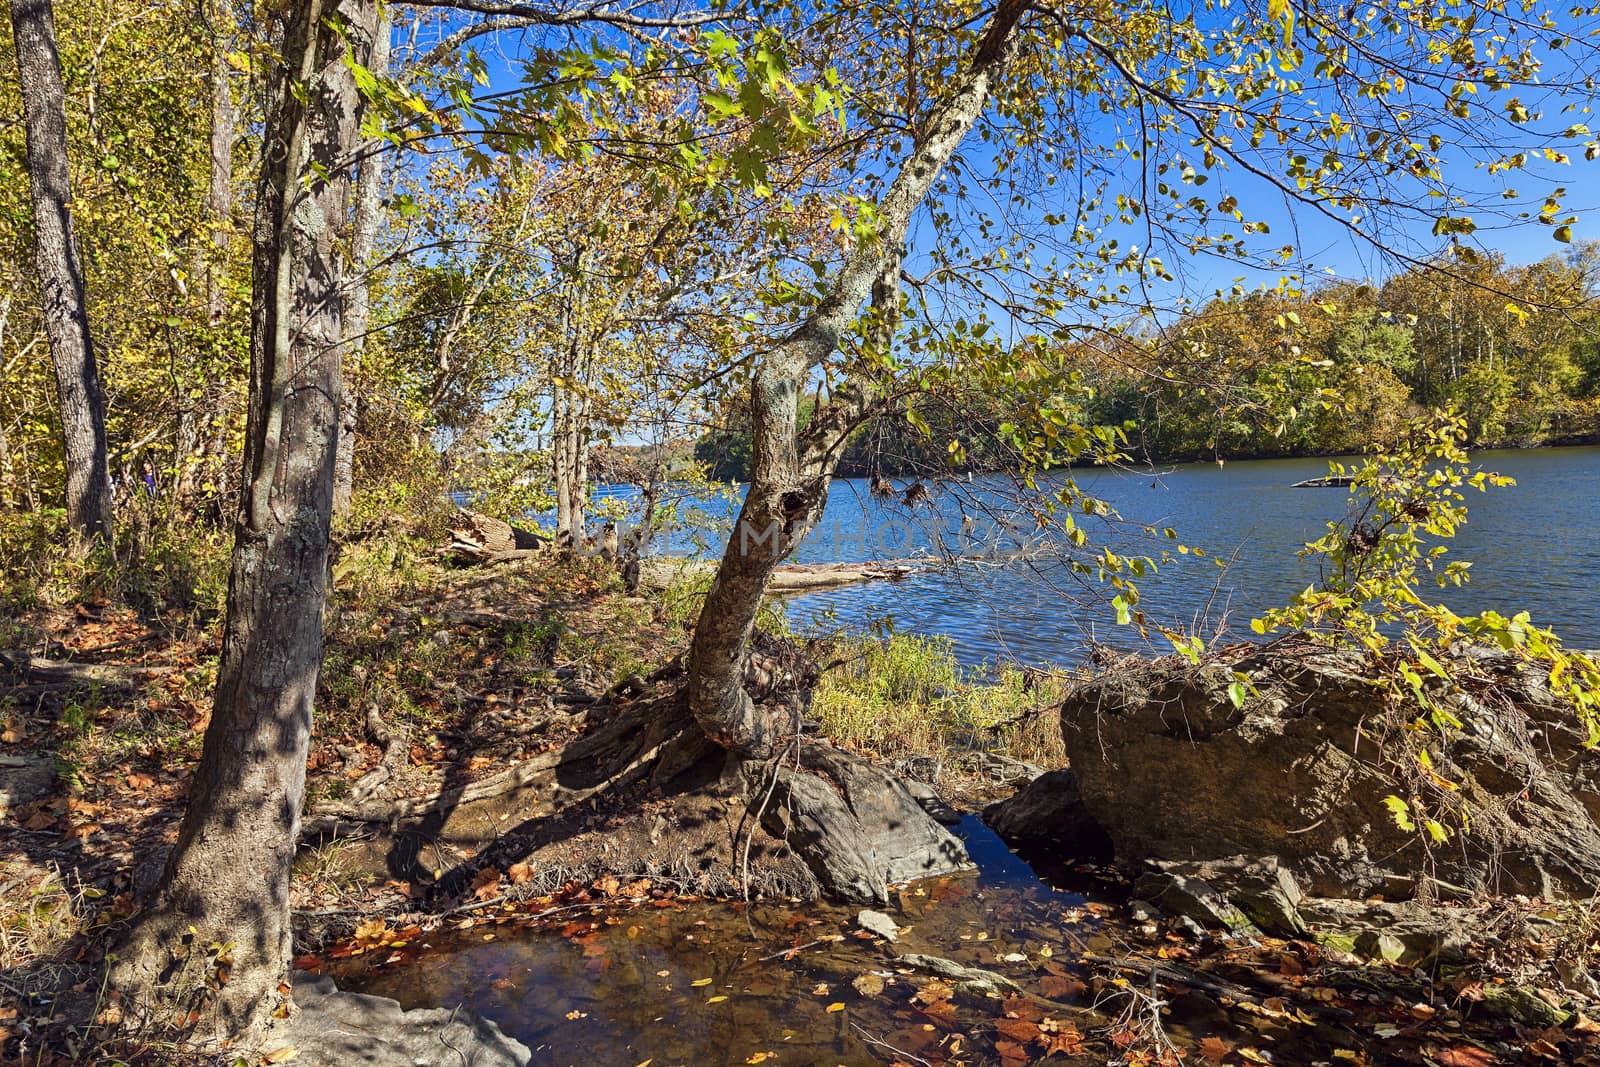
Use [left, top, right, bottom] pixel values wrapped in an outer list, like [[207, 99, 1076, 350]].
[[813, 627, 1067, 774]]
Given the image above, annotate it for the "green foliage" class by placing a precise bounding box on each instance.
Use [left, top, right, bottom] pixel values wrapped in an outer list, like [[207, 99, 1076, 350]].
[[0, 509, 229, 634], [1253, 410, 1600, 839]]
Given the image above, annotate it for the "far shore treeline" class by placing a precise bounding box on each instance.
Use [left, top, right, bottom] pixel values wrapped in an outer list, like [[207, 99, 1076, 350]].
[[689, 248, 1600, 482]]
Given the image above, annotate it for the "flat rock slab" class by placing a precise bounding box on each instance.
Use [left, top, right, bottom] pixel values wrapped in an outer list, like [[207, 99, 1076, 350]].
[[266, 972, 530, 1067]]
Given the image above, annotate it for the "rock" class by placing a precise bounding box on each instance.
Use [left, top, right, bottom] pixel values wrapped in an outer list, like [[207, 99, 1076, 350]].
[[1213, 857, 1307, 937], [1133, 857, 1308, 937], [903, 779, 962, 825], [968, 752, 1044, 785], [896, 953, 1022, 995], [1128, 899, 1160, 922], [852, 973, 887, 996], [1358, 931, 1409, 963], [857, 909, 901, 942], [0, 754, 53, 816], [982, 769, 1113, 860], [270, 971, 529, 1067], [1555, 959, 1600, 999], [759, 741, 972, 903], [1056, 639, 1600, 899], [1296, 898, 1488, 966], [1133, 868, 1259, 936], [1478, 983, 1572, 1027]]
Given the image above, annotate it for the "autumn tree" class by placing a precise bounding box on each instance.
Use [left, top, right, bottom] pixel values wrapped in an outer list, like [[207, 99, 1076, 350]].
[[110, 0, 380, 1035], [682, 0, 1600, 753], [7, 0, 111, 545]]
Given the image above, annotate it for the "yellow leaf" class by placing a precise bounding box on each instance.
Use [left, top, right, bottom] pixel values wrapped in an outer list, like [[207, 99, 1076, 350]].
[[691, 978, 713, 987], [707, 995, 728, 1003], [826, 1002, 845, 1013], [264, 1048, 299, 1064]]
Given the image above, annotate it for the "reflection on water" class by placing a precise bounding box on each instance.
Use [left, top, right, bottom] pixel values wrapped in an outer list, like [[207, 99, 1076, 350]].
[[331, 819, 1112, 1066]]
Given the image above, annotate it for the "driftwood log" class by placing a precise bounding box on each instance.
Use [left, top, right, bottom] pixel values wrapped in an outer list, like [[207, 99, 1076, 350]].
[[445, 508, 548, 563]]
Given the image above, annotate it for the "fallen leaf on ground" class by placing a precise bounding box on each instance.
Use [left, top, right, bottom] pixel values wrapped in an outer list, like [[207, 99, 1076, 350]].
[[1436, 1047, 1496, 1067], [472, 868, 501, 901], [1038, 975, 1087, 1000], [994, 1017, 1038, 1043]]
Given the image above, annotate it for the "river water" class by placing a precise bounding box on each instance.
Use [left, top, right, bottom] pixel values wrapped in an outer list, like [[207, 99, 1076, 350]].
[[760, 446, 1600, 666]]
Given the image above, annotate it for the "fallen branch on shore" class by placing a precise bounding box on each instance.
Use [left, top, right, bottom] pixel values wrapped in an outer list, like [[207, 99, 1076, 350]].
[[443, 508, 548, 563], [637, 557, 920, 594]]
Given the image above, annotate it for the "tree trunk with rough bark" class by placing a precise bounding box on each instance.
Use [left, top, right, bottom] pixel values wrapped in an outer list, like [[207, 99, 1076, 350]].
[[685, 0, 1027, 756], [8, 0, 112, 548], [332, 2, 389, 520], [550, 270, 592, 545], [110, 0, 375, 1042]]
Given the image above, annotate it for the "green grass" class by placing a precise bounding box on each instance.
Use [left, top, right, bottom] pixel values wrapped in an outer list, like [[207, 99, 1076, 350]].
[[812, 627, 1070, 777]]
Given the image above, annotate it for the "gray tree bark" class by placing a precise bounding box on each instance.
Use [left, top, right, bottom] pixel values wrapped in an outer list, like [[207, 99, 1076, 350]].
[[685, 0, 1027, 755], [332, 1, 390, 520], [8, 0, 113, 547], [111, 0, 375, 1040]]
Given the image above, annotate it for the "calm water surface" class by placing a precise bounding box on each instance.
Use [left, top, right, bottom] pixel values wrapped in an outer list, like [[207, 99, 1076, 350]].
[[769, 446, 1600, 666], [332, 819, 1102, 1066]]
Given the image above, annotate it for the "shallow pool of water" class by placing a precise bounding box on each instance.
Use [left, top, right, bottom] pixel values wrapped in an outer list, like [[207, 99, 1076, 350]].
[[329, 817, 1121, 1066]]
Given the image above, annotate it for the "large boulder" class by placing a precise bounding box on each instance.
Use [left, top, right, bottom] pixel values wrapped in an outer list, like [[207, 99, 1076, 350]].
[[759, 741, 973, 902], [1051, 639, 1600, 898], [983, 768, 1111, 859]]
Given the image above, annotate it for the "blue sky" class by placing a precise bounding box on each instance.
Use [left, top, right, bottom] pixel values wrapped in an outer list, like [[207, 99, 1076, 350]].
[[405, 0, 1600, 339]]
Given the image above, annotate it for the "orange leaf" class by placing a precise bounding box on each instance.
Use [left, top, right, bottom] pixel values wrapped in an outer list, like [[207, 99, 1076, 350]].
[[1038, 975, 1087, 1000], [472, 868, 502, 901], [994, 1017, 1039, 1043], [1199, 1035, 1233, 1063]]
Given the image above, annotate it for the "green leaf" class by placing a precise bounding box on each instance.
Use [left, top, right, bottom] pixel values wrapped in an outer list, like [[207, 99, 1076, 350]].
[[1382, 795, 1416, 832]]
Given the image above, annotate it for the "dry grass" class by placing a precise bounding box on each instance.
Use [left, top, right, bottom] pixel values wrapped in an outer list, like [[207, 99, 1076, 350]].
[[811, 629, 1071, 785]]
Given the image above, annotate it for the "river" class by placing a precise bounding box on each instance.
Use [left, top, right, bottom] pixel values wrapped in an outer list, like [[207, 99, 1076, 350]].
[[633, 445, 1600, 666]]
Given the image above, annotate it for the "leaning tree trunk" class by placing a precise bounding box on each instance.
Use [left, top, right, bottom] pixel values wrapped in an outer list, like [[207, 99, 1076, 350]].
[[685, 0, 1027, 755], [110, 0, 375, 1042], [331, 1, 389, 520], [8, 0, 112, 548]]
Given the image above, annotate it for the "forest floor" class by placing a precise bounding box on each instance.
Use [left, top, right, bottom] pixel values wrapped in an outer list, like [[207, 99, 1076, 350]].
[[2, 540, 1599, 1066]]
